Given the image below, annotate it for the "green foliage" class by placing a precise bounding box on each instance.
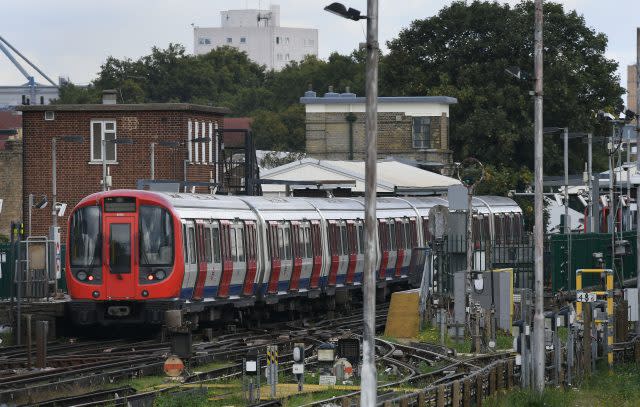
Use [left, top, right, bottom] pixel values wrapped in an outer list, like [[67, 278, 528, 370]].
[[486, 362, 640, 407], [383, 0, 623, 176]]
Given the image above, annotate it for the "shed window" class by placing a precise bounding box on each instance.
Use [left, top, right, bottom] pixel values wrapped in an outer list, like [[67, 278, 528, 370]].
[[412, 117, 431, 149]]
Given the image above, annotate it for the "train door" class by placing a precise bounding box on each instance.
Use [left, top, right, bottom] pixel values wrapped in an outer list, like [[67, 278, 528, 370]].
[[289, 221, 303, 291], [336, 221, 349, 285], [279, 222, 294, 291], [192, 220, 208, 300], [267, 221, 281, 294], [327, 220, 340, 286], [242, 221, 257, 296], [354, 220, 364, 283], [393, 218, 406, 278], [203, 222, 222, 297], [298, 221, 314, 290], [309, 221, 322, 289], [217, 220, 234, 298], [386, 219, 397, 279], [377, 219, 389, 280], [345, 221, 357, 284], [229, 220, 247, 297], [181, 221, 198, 298], [104, 214, 136, 299]]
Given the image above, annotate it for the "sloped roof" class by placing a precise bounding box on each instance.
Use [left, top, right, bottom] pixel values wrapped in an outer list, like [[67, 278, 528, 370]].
[[0, 110, 22, 130], [260, 158, 461, 193]]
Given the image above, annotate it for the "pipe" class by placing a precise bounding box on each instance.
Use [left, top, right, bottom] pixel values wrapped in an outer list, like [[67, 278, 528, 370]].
[[346, 112, 356, 160]]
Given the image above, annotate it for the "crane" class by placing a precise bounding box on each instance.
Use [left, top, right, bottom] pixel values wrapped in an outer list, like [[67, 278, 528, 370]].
[[0, 34, 58, 105]]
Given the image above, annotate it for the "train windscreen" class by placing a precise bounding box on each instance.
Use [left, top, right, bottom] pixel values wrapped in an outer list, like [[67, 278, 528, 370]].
[[139, 205, 174, 266], [69, 206, 102, 267]]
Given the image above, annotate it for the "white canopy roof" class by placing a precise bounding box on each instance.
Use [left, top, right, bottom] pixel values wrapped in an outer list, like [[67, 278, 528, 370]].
[[260, 158, 461, 195]]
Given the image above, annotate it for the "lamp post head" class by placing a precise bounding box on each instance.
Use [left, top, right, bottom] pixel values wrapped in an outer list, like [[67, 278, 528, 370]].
[[324, 2, 367, 20]]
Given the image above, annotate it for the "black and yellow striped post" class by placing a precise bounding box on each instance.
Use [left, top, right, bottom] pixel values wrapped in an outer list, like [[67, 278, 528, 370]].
[[266, 345, 278, 397]]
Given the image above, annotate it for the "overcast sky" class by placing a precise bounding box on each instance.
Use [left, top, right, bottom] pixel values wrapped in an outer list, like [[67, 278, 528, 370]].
[[0, 0, 636, 104]]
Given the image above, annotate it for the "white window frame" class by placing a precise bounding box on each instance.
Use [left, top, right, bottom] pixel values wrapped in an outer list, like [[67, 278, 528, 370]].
[[90, 119, 117, 163]]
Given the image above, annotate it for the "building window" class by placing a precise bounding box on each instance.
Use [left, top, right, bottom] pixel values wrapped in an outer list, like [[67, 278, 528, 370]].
[[285, 37, 290, 44], [198, 37, 211, 45], [305, 38, 315, 46], [275, 36, 280, 44], [226, 37, 232, 43], [412, 117, 431, 149], [240, 37, 246, 43], [277, 53, 283, 61], [91, 120, 117, 162]]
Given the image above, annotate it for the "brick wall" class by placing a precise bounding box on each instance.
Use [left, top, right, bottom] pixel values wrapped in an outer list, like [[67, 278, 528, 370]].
[[21, 108, 225, 238], [305, 111, 452, 167], [0, 140, 22, 238]]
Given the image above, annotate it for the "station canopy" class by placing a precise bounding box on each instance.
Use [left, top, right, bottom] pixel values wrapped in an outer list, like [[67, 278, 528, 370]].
[[260, 158, 461, 195]]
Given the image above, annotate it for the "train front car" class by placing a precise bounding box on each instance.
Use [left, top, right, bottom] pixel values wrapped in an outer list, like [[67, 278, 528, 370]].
[[66, 190, 183, 325]]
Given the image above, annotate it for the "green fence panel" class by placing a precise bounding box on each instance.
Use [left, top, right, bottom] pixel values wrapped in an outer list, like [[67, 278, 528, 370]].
[[0, 242, 68, 299], [0, 242, 15, 299], [548, 231, 638, 292]]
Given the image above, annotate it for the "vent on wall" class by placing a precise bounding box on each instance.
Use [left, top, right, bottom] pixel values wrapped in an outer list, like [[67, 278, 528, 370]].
[[44, 111, 55, 121]]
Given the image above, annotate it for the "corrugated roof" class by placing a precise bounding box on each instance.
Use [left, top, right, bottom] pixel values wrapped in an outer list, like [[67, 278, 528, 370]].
[[260, 158, 461, 193]]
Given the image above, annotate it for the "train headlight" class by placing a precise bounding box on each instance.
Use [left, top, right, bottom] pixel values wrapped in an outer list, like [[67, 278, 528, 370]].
[[147, 274, 155, 281], [76, 270, 88, 281], [155, 269, 166, 280], [92, 291, 100, 298]]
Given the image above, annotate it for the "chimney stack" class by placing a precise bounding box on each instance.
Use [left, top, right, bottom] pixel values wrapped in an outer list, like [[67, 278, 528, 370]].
[[102, 89, 117, 105]]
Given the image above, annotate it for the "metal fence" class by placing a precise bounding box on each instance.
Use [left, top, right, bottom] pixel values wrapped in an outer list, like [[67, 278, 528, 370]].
[[0, 240, 67, 300], [431, 234, 535, 295]]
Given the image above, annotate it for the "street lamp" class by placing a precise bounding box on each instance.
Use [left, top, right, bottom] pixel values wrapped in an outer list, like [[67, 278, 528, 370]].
[[102, 137, 134, 191], [325, 2, 378, 405]]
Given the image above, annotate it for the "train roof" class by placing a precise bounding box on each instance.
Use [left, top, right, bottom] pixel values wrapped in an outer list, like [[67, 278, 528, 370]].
[[72, 191, 521, 218]]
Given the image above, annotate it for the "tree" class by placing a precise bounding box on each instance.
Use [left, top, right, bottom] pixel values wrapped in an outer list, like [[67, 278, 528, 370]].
[[382, 1, 624, 176]]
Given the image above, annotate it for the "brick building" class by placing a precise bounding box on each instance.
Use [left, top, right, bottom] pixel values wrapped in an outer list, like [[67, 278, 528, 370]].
[[0, 110, 23, 238], [18, 97, 229, 238], [300, 89, 457, 174], [628, 64, 637, 113]]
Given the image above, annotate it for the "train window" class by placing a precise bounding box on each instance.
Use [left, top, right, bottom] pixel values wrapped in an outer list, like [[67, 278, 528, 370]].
[[388, 221, 396, 251], [69, 205, 102, 267], [236, 228, 245, 262], [357, 223, 364, 253], [422, 217, 431, 244], [109, 223, 131, 273], [139, 205, 174, 266], [211, 225, 221, 263], [283, 225, 291, 260], [203, 228, 213, 263], [230, 228, 238, 262], [340, 223, 348, 255], [278, 228, 285, 260], [188, 227, 197, 264], [305, 227, 312, 258]]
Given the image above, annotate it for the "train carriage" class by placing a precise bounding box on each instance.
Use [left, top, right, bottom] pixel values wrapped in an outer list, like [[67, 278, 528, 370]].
[[66, 190, 523, 326]]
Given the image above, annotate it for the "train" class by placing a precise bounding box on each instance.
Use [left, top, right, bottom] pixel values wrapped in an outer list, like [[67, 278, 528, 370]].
[[65, 190, 523, 326]]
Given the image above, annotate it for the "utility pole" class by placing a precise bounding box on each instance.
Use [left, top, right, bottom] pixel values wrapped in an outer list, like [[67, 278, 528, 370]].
[[636, 26, 640, 336], [102, 137, 107, 192], [361, 0, 379, 405], [588, 133, 595, 233], [532, 0, 545, 394], [564, 127, 571, 290]]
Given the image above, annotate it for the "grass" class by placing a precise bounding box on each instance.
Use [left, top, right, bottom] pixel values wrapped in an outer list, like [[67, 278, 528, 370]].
[[486, 362, 640, 407], [416, 325, 514, 354], [284, 389, 352, 406]]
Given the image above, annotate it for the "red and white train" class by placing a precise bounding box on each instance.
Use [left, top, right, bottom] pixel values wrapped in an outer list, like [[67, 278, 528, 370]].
[[65, 190, 522, 326]]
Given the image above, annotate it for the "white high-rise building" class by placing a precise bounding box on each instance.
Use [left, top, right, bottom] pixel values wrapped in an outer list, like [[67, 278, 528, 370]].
[[193, 5, 318, 71]]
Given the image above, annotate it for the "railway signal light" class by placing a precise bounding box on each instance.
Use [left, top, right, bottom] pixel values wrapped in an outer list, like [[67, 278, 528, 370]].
[[292, 342, 305, 392]]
